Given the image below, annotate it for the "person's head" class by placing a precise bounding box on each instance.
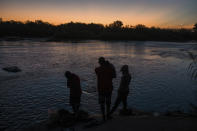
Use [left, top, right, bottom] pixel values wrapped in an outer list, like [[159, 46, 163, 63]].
[[65, 71, 72, 78], [120, 65, 129, 74], [98, 57, 105, 66]]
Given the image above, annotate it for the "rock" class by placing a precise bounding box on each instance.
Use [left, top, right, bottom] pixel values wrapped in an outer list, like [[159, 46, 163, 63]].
[[129, 108, 152, 116], [58, 109, 75, 127], [47, 109, 90, 129], [153, 112, 160, 117], [83, 119, 100, 129], [119, 109, 133, 116], [47, 109, 75, 128], [76, 110, 89, 121], [47, 109, 60, 128], [2, 66, 21, 72], [165, 110, 188, 117]]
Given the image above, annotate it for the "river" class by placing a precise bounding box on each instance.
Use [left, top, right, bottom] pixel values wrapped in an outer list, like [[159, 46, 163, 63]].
[[0, 40, 196, 130]]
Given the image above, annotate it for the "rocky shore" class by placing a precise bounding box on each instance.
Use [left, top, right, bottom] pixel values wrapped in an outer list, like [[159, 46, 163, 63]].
[[22, 108, 197, 131]]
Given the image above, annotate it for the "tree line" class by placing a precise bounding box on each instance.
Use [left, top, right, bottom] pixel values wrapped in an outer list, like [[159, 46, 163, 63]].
[[0, 18, 197, 41]]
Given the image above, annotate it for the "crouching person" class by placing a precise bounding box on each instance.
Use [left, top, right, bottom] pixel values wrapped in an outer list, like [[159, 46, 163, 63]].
[[65, 71, 82, 116]]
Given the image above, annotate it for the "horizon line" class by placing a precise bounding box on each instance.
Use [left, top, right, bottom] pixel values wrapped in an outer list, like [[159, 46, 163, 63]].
[[0, 18, 195, 29]]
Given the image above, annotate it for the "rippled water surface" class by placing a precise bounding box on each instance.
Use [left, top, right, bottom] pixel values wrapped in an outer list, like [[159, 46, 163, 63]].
[[0, 40, 197, 130]]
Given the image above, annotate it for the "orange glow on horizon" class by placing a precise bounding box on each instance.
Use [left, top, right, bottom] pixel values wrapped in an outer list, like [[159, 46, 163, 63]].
[[1, 17, 194, 29], [0, 3, 195, 29]]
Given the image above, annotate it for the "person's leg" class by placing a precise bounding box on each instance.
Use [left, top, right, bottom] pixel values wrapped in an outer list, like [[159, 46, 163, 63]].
[[106, 93, 112, 119], [74, 104, 80, 118], [72, 104, 77, 113], [70, 97, 76, 113], [71, 97, 80, 115], [76, 96, 81, 113], [110, 94, 121, 115], [122, 94, 128, 110], [100, 104, 105, 121], [74, 97, 80, 117], [99, 93, 106, 121], [106, 103, 111, 117]]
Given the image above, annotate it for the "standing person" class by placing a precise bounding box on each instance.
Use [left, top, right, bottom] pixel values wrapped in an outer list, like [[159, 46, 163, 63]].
[[95, 57, 116, 121], [65, 71, 82, 115], [110, 65, 131, 115]]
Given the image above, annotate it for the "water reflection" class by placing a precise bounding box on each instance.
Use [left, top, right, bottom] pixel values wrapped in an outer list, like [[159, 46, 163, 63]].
[[0, 40, 197, 130]]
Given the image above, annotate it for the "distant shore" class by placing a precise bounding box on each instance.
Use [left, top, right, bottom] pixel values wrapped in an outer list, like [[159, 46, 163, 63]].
[[0, 36, 196, 43], [1, 20, 197, 43]]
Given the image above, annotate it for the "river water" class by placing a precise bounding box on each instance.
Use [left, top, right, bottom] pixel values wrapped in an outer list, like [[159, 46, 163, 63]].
[[0, 40, 197, 130]]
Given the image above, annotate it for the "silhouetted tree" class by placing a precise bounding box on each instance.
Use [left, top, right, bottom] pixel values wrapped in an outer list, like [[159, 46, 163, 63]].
[[192, 23, 197, 40], [109, 20, 123, 29], [193, 23, 197, 32], [0, 19, 195, 41], [135, 24, 148, 31]]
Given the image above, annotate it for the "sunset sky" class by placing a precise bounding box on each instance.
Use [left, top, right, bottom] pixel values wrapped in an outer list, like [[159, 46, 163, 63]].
[[1, 0, 197, 28]]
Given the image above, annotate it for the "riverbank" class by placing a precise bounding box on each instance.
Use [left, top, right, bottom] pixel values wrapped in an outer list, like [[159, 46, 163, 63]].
[[23, 108, 197, 131], [78, 115, 197, 131], [25, 114, 197, 131]]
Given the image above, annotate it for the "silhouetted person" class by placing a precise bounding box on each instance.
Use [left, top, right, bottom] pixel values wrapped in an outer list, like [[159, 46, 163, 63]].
[[105, 60, 116, 79], [110, 65, 131, 115], [95, 57, 116, 121], [65, 71, 82, 115]]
